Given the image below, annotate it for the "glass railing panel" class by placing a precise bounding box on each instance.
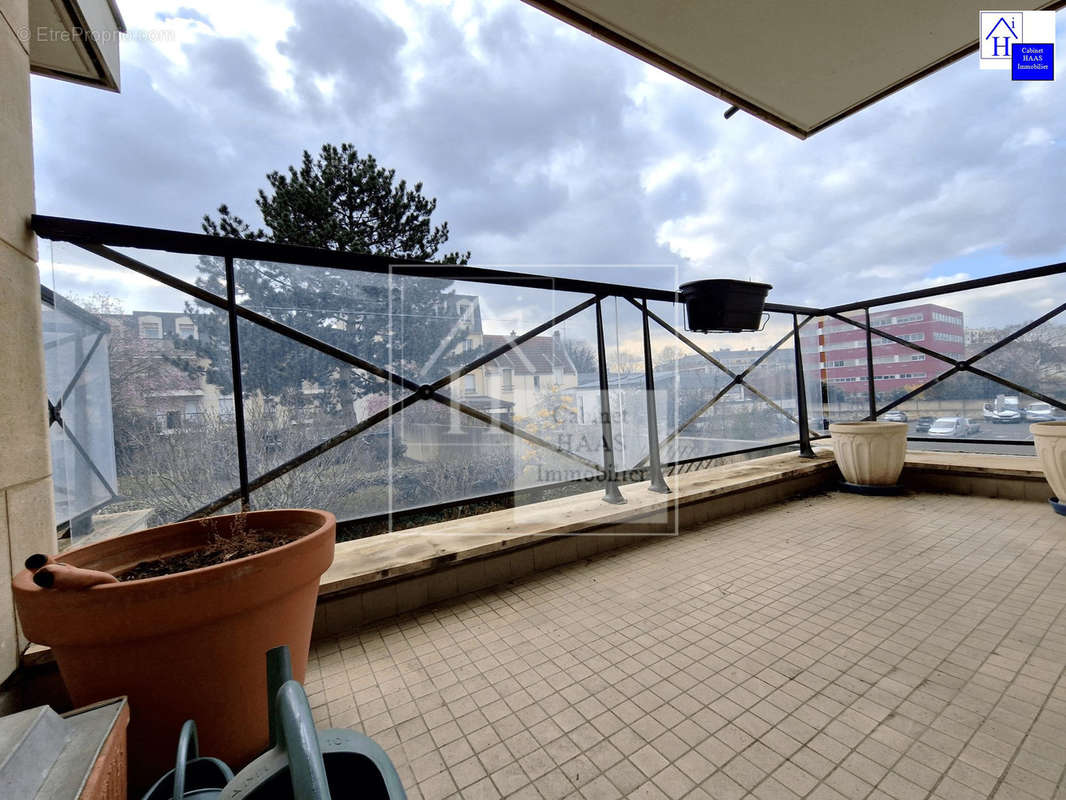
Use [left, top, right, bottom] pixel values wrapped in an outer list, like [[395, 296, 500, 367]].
[[439, 302, 606, 476], [110, 247, 228, 300], [233, 259, 409, 385], [647, 302, 803, 461], [599, 297, 651, 471], [858, 273, 1066, 452], [894, 378, 1042, 455], [42, 250, 241, 542], [248, 400, 602, 526], [799, 315, 876, 428], [233, 316, 392, 481], [233, 260, 593, 388], [414, 273, 593, 387], [42, 290, 116, 538]]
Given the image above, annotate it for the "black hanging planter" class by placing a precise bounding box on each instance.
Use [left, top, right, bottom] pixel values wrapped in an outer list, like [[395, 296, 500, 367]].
[[679, 279, 772, 333]]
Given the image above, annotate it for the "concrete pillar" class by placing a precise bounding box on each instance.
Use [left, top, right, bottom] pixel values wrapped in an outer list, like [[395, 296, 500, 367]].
[[0, 0, 56, 682]]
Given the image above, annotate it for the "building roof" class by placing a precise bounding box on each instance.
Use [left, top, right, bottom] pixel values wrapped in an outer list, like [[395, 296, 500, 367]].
[[451, 294, 483, 336], [483, 334, 577, 376], [102, 310, 198, 337], [574, 348, 796, 390], [100, 312, 203, 393]]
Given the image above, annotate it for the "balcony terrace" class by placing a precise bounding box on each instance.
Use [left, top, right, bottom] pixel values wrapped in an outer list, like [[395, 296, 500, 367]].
[[306, 490, 1066, 800], [5, 3, 1066, 797], [9, 214, 1065, 798]]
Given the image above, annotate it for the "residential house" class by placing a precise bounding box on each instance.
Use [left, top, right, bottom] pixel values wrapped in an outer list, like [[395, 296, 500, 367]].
[[464, 330, 579, 419], [100, 311, 229, 432]]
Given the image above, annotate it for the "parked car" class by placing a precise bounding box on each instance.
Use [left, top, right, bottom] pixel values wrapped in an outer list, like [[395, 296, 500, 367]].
[[915, 416, 935, 433], [928, 417, 973, 438], [881, 411, 908, 422], [985, 408, 1021, 424], [984, 394, 1021, 423], [1024, 402, 1066, 422]]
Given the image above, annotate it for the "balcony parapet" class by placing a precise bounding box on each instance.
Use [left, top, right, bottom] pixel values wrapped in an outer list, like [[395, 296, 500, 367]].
[[14, 449, 835, 690], [900, 450, 1048, 500], [313, 447, 1051, 638], [13, 447, 1051, 686], [314, 450, 838, 637]]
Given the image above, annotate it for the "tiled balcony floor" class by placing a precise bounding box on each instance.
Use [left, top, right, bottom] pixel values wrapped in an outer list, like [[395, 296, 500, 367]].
[[305, 492, 1066, 800]]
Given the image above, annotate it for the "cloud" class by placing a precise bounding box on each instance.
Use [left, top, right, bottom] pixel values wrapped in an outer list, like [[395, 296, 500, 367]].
[[649, 21, 1066, 307], [156, 7, 214, 29], [29, 0, 1066, 332], [191, 36, 283, 112], [276, 0, 407, 112]]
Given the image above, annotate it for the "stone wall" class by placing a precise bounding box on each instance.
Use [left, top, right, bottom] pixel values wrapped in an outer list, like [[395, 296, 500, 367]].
[[0, 0, 56, 681]]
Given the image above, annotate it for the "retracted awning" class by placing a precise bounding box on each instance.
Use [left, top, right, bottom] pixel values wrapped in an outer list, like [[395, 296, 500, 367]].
[[29, 0, 126, 91], [523, 1, 1063, 138]]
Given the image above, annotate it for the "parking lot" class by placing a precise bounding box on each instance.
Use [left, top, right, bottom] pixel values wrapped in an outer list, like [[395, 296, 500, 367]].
[[905, 417, 1036, 456], [811, 414, 1039, 456]]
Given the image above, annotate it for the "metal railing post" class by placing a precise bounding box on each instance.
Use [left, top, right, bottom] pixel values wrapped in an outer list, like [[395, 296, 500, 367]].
[[595, 299, 625, 504], [224, 255, 251, 511], [792, 314, 816, 458], [640, 299, 670, 493], [818, 318, 830, 431], [864, 307, 877, 420]]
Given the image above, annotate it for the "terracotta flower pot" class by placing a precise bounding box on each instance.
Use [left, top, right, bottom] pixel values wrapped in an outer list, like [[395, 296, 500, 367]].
[[12, 508, 335, 792], [1031, 421, 1066, 501], [828, 421, 908, 486]]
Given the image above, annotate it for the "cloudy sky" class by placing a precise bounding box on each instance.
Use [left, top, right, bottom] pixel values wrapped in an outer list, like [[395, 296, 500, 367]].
[[31, 1, 1066, 339]]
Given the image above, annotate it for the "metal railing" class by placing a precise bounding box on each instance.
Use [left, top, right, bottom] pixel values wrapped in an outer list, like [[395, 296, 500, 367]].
[[32, 214, 1066, 529], [811, 261, 1066, 447]]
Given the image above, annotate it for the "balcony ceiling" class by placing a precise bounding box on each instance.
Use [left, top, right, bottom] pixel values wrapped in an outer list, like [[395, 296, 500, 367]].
[[522, 1, 1064, 138]]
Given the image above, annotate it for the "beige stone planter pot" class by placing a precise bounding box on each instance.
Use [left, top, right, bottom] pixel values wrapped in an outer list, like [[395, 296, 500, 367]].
[[1031, 422, 1066, 501], [828, 421, 908, 486]]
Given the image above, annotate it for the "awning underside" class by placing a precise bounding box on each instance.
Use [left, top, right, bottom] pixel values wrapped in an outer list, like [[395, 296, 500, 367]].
[[523, 1, 1063, 138]]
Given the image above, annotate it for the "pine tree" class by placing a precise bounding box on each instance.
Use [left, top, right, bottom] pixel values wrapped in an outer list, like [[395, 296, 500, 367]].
[[191, 144, 472, 408]]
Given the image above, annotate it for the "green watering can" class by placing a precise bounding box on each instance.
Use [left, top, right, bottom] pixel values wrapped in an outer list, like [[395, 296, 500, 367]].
[[217, 646, 407, 800], [141, 720, 234, 800]]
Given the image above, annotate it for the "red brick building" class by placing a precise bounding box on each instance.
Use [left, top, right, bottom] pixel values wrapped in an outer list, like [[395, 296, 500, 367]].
[[801, 303, 965, 397]]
